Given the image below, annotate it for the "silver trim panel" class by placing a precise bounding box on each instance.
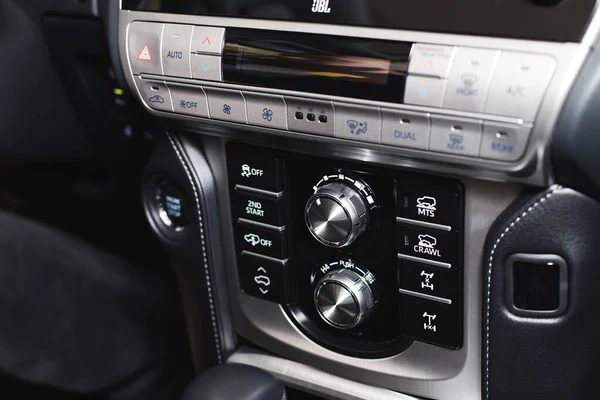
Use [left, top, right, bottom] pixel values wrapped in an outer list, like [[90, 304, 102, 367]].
[[228, 347, 421, 400], [199, 134, 522, 400], [119, 8, 600, 186], [396, 216, 452, 231], [398, 252, 452, 269], [399, 288, 453, 305]]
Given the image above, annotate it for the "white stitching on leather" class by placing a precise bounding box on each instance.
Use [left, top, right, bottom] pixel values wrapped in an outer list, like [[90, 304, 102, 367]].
[[167, 133, 223, 363], [484, 184, 560, 399]]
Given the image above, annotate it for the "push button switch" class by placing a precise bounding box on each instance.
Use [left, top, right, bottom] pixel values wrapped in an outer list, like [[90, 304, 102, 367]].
[[398, 260, 456, 301], [400, 294, 460, 349], [128, 21, 163, 75], [397, 224, 457, 267], [161, 24, 193, 78], [232, 188, 285, 226], [227, 153, 283, 192], [136, 77, 173, 112], [238, 252, 291, 303], [395, 185, 459, 229], [236, 219, 288, 259]]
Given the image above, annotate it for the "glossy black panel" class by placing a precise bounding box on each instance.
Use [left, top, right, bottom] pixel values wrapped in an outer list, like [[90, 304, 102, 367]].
[[122, 0, 595, 42], [223, 29, 410, 103]]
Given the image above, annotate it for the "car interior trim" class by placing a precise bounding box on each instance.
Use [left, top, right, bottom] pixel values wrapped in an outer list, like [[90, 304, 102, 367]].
[[483, 184, 561, 400], [166, 132, 224, 363]]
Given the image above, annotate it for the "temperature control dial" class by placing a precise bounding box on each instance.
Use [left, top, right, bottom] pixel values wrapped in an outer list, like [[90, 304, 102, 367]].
[[305, 175, 374, 248], [313, 260, 377, 330]]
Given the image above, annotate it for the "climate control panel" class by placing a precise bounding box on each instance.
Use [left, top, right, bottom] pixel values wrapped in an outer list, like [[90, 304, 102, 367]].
[[227, 143, 464, 356]]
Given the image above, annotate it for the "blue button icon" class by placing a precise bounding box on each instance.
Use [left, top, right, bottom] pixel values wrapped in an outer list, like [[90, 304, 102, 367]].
[[417, 88, 430, 97], [223, 104, 232, 115], [262, 108, 273, 122], [394, 130, 417, 141], [201, 63, 211, 72], [346, 120, 368, 135], [447, 133, 465, 151], [491, 142, 514, 153], [149, 95, 164, 104]]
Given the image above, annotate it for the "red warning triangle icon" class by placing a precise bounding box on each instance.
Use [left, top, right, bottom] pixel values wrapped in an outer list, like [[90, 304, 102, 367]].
[[137, 44, 152, 61]]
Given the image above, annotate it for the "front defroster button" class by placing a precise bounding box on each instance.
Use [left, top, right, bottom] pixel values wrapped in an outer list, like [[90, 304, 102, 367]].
[[443, 47, 499, 113]]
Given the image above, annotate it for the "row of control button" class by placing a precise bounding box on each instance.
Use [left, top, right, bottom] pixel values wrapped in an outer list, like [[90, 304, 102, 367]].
[[227, 150, 292, 304], [395, 183, 462, 349], [128, 21, 224, 80], [136, 77, 531, 162], [406, 44, 556, 122]]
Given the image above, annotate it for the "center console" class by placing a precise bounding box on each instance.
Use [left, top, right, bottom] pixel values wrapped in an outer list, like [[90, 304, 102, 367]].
[[227, 143, 464, 355], [119, 1, 600, 399]]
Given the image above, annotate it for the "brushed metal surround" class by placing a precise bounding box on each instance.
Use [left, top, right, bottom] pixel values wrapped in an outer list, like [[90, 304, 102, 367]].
[[119, 6, 600, 186], [228, 346, 421, 400], [199, 134, 521, 400]]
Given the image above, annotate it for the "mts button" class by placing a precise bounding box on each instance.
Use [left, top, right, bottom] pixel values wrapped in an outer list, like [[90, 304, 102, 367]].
[[396, 184, 460, 229]]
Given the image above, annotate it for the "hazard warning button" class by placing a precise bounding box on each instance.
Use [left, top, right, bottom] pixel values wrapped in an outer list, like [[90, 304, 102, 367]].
[[128, 21, 163, 75]]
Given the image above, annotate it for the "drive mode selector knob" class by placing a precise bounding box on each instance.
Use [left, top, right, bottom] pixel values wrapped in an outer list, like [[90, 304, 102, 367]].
[[305, 176, 374, 248], [314, 267, 376, 329]]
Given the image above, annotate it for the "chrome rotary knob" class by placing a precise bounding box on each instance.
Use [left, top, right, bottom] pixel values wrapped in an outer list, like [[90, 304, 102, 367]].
[[305, 181, 369, 248], [314, 268, 376, 329]]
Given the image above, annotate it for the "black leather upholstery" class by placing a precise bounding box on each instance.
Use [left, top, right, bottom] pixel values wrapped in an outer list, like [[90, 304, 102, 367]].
[[483, 186, 600, 400], [181, 365, 286, 400]]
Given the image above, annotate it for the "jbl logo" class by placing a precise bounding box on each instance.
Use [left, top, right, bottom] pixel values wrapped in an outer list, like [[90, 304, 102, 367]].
[[311, 0, 331, 13]]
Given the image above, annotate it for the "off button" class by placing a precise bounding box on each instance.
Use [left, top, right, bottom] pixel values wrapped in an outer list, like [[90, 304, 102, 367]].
[[227, 153, 283, 193]]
